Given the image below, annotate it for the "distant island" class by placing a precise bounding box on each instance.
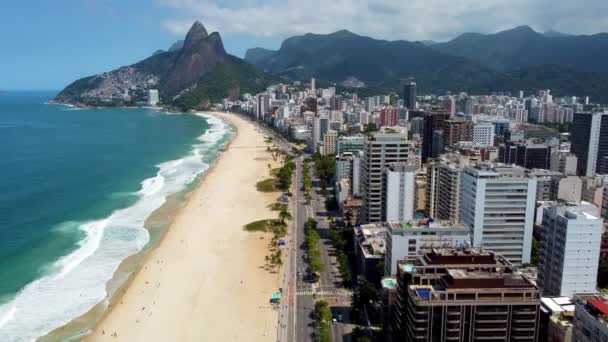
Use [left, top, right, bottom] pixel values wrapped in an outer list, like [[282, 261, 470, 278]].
[[54, 21, 273, 111]]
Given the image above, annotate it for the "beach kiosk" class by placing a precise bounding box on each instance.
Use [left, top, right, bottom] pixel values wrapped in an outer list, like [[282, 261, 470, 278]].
[[270, 293, 282, 304]]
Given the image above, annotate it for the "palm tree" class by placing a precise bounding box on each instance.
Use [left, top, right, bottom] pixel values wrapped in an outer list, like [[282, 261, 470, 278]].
[[278, 207, 292, 224]]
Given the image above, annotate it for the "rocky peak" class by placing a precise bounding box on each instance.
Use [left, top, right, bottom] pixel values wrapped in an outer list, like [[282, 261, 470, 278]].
[[161, 21, 229, 96], [183, 21, 209, 50]]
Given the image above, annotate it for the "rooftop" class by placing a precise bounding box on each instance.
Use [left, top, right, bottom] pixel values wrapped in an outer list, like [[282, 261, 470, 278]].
[[573, 293, 608, 327], [354, 224, 385, 258], [386, 220, 466, 232]]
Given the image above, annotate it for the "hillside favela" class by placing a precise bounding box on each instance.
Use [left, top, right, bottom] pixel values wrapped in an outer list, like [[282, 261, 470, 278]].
[[2, 1, 608, 342]]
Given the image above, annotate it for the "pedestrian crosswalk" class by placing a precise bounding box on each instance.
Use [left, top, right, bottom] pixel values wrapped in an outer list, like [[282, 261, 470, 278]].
[[295, 289, 342, 297]]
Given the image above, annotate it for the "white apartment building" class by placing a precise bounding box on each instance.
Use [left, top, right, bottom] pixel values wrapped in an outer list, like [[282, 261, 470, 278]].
[[147, 89, 159, 106], [384, 221, 470, 276], [361, 132, 418, 223], [460, 164, 537, 266], [472, 122, 495, 147], [539, 203, 602, 297], [383, 163, 416, 222]]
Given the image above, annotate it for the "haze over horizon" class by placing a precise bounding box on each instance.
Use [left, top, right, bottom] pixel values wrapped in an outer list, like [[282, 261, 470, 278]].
[[1, 0, 608, 90]]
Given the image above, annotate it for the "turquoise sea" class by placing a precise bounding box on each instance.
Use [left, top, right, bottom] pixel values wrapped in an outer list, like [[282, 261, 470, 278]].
[[0, 91, 233, 341]]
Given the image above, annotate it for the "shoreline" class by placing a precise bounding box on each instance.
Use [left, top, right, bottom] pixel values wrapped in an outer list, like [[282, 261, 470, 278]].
[[78, 111, 280, 341], [40, 111, 236, 341]]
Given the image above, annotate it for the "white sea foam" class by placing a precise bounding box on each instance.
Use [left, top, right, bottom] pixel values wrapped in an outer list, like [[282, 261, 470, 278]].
[[0, 113, 233, 342], [0, 307, 16, 330]]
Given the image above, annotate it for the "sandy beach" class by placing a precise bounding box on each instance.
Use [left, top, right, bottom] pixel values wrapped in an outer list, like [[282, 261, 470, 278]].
[[84, 112, 282, 341]]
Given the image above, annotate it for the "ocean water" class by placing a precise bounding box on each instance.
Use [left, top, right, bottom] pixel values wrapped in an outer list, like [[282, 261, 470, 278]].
[[0, 91, 233, 341]]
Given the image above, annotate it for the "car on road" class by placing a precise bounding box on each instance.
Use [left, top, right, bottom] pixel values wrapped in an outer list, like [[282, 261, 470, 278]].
[[332, 318, 337, 324]]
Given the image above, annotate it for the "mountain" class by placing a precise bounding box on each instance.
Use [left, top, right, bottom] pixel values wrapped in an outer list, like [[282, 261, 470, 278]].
[[245, 27, 608, 103], [543, 30, 572, 38], [432, 25, 608, 72], [168, 40, 184, 52], [245, 29, 487, 84], [244, 48, 277, 66], [55, 21, 272, 109]]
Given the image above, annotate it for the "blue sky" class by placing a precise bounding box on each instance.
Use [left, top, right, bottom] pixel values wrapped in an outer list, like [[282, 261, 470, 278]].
[[1, 0, 607, 90], [0, 0, 280, 90]]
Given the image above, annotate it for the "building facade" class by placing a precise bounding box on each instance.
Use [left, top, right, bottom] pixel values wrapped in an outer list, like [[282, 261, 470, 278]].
[[361, 132, 417, 223], [572, 112, 608, 177], [384, 222, 470, 276], [460, 164, 537, 266], [472, 122, 495, 147], [390, 249, 541, 342], [538, 203, 602, 297], [383, 163, 416, 223], [426, 154, 470, 224]]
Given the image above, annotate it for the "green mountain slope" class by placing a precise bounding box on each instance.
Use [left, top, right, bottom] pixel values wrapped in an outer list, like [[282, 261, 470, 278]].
[[246, 30, 482, 84], [432, 26, 608, 72], [55, 21, 272, 109], [173, 56, 274, 110], [246, 27, 608, 103]]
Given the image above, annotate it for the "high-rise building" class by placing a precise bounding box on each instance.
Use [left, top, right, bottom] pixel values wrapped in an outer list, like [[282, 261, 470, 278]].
[[364, 96, 377, 113], [380, 107, 399, 127], [409, 117, 425, 139], [460, 164, 537, 265], [147, 89, 159, 106], [352, 151, 362, 196], [572, 112, 608, 176], [402, 81, 417, 111], [383, 163, 416, 222], [498, 141, 552, 170], [329, 95, 343, 111], [442, 96, 456, 114], [312, 116, 329, 152], [442, 118, 473, 148], [422, 111, 451, 161], [389, 248, 541, 342], [538, 203, 602, 297], [335, 153, 353, 182], [322, 131, 338, 156], [426, 154, 470, 224], [310, 77, 316, 95], [256, 93, 271, 120], [472, 122, 495, 147], [361, 132, 418, 223]]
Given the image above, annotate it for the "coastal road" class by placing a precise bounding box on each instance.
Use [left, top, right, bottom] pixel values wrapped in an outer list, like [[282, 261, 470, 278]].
[[246, 117, 353, 341], [308, 165, 354, 342], [291, 156, 316, 342]]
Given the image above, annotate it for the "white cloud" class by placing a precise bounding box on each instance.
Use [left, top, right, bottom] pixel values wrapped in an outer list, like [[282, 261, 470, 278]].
[[159, 0, 608, 41]]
